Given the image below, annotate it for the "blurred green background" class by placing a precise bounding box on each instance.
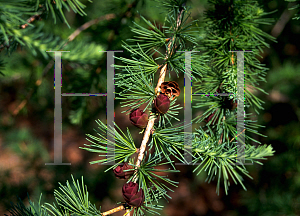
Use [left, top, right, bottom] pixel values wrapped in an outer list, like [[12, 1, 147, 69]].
[[0, 0, 299, 215]]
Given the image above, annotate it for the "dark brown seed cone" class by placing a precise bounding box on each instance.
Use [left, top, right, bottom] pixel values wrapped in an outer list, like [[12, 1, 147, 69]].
[[160, 81, 180, 99]]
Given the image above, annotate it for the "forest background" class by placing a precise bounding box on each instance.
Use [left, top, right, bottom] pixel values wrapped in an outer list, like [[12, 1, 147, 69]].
[[0, 0, 299, 215]]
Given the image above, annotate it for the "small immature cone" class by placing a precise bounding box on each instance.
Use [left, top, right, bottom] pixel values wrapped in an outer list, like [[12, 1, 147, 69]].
[[154, 94, 170, 114], [122, 182, 145, 207], [130, 108, 148, 129], [222, 97, 237, 110], [113, 162, 134, 180]]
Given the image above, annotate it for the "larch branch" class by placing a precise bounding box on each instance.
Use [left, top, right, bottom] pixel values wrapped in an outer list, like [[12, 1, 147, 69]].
[[132, 6, 186, 183]]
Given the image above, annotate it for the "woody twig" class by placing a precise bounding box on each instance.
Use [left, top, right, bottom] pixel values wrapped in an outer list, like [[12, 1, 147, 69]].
[[132, 5, 185, 183]]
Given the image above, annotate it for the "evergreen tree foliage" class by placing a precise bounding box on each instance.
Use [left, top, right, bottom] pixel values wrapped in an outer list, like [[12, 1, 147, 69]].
[[3, 0, 278, 215], [82, 0, 275, 214]]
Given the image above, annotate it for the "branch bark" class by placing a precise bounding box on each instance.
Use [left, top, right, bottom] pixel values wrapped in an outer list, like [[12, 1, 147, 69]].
[[66, 14, 116, 43], [125, 209, 131, 216], [132, 6, 186, 183], [102, 205, 125, 216]]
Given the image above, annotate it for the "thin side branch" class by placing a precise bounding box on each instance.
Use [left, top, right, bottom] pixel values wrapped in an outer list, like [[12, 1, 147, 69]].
[[102, 205, 125, 216], [20, 12, 43, 29], [260, 7, 295, 61], [125, 209, 131, 216], [0, 6, 45, 52], [67, 14, 116, 43]]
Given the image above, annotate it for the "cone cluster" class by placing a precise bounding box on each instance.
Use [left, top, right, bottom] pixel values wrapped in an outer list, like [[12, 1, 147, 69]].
[[129, 81, 181, 129]]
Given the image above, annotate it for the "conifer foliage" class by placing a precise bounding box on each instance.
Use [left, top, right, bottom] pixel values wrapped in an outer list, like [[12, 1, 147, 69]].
[[4, 0, 276, 215]]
